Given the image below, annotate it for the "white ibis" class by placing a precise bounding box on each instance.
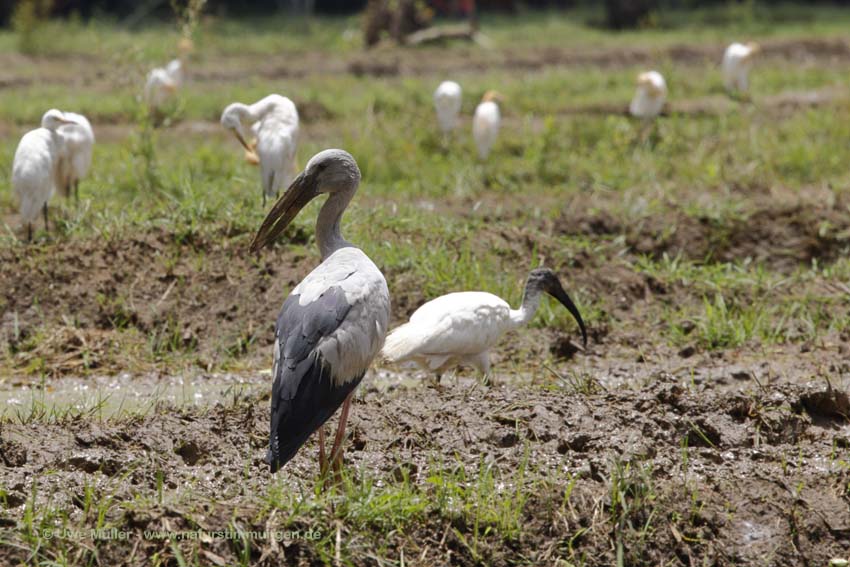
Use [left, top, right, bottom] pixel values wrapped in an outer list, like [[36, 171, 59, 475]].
[[434, 80, 462, 134], [629, 71, 667, 119], [722, 42, 760, 94], [12, 109, 79, 241], [472, 90, 501, 160], [56, 111, 94, 202], [249, 149, 390, 476], [221, 94, 299, 206], [144, 59, 183, 111], [382, 268, 587, 381]]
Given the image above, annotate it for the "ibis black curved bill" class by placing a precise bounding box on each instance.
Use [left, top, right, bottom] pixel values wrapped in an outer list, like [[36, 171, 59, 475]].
[[249, 171, 317, 254], [548, 282, 588, 348]]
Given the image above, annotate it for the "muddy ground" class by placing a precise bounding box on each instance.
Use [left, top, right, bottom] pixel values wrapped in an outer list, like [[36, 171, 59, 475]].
[[2, 376, 850, 566], [2, 195, 850, 564]]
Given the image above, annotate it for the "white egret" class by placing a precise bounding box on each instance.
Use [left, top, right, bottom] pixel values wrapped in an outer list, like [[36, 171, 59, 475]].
[[629, 71, 667, 119], [250, 149, 390, 477], [472, 90, 501, 159], [382, 268, 587, 381], [144, 59, 183, 111], [434, 80, 462, 134], [722, 42, 760, 94], [56, 111, 94, 201], [12, 109, 79, 241], [221, 94, 299, 206]]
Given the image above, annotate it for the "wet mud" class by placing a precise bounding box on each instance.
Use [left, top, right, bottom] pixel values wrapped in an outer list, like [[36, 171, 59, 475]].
[[2, 377, 849, 565]]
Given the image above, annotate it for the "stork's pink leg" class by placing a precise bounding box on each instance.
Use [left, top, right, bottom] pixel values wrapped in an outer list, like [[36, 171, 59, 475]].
[[329, 393, 354, 475], [318, 426, 328, 476]]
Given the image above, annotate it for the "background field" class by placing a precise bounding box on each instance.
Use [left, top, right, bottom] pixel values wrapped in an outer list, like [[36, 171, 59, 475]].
[[2, 4, 850, 566]]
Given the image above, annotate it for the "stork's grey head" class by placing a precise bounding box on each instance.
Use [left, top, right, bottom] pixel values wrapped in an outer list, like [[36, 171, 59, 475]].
[[41, 109, 77, 131], [249, 149, 360, 254], [526, 268, 588, 348]]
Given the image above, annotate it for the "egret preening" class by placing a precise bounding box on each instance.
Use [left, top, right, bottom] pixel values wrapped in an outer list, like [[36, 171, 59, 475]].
[[249, 149, 390, 477], [221, 94, 299, 206], [382, 268, 587, 381], [722, 42, 760, 94], [629, 71, 667, 119], [472, 90, 501, 159], [56, 112, 94, 202], [12, 109, 79, 241], [434, 80, 462, 134], [144, 59, 183, 111]]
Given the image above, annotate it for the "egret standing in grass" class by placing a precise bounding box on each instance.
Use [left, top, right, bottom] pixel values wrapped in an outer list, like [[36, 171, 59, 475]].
[[13, 109, 79, 241], [144, 59, 183, 112], [472, 90, 501, 160], [250, 149, 390, 476], [221, 95, 299, 206], [434, 80, 462, 135], [56, 111, 94, 202], [382, 268, 587, 382], [629, 71, 667, 120], [722, 42, 760, 95]]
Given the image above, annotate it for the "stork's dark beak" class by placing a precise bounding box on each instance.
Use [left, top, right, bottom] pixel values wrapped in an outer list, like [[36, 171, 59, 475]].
[[547, 280, 588, 348], [249, 171, 317, 254]]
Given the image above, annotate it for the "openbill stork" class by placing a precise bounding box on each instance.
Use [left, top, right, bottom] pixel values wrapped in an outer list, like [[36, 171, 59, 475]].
[[472, 90, 502, 159], [250, 149, 390, 475], [382, 268, 587, 381], [434, 81, 462, 134], [222, 94, 299, 206], [629, 71, 667, 119], [13, 109, 79, 241], [722, 42, 760, 94]]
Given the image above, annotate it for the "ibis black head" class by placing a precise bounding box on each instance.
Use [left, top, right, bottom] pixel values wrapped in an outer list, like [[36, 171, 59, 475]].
[[527, 268, 588, 348]]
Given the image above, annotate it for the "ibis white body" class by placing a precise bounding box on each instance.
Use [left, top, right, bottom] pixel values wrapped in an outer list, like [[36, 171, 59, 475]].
[[434, 80, 462, 134], [383, 269, 587, 376], [382, 291, 523, 374]]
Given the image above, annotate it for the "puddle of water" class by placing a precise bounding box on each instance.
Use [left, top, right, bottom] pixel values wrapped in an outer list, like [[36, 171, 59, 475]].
[[0, 372, 270, 419], [0, 369, 423, 419]]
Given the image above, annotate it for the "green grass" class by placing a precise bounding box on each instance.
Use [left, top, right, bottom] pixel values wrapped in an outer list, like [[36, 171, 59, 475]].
[[1, 5, 849, 378]]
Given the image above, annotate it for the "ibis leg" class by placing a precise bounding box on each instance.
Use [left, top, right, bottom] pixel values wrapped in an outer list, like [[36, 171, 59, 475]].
[[42, 203, 49, 234], [329, 393, 354, 474], [26, 223, 32, 243]]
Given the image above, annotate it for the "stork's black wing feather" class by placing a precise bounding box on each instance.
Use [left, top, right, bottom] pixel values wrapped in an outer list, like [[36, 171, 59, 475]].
[[267, 285, 359, 472]]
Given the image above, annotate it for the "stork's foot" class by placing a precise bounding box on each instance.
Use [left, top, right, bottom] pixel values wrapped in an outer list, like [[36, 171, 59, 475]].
[[427, 373, 445, 391]]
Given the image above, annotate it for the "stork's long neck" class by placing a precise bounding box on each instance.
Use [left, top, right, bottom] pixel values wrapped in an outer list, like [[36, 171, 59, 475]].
[[316, 190, 355, 260], [509, 282, 544, 327]]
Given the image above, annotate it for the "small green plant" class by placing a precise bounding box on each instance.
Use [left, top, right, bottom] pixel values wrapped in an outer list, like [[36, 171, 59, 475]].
[[12, 0, 53, 54]]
